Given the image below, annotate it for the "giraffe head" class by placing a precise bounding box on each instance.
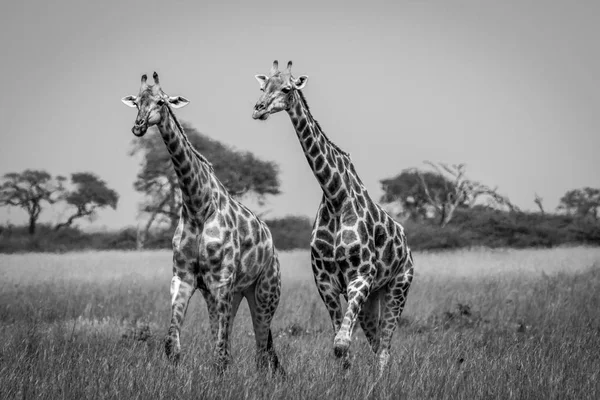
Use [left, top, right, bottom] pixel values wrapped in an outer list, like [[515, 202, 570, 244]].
[[121, 72, 190, 136], [252, 60, 308, 121]]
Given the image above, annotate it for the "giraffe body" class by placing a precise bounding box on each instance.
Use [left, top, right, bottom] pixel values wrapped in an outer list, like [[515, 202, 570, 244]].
[[252, 61, 414, 373], [122, 73, 283, 374]]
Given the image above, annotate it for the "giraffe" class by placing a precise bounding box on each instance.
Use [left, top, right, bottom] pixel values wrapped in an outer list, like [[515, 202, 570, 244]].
[[251, 61, 414, 374], [121, 72, 284, 375]]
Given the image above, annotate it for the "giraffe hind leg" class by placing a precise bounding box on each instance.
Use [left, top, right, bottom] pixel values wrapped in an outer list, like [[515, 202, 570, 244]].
[[200, 288, 218, 344], [357, 289, 382, 355], [376, 255, 414, 374], [312, 259, 344, 333], [212, 285, 235, 373], [246, 256, 284, 376], [312, 259, 347, 367]]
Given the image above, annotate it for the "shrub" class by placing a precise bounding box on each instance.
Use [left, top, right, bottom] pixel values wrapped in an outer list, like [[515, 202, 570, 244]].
[[1, 209, 598, 254]]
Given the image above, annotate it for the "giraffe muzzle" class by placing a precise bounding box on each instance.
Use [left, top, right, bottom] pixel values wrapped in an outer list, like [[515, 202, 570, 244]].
[[132, 123, 148, 137], [252, 109, 269, 120], [252, 103, 269, 120]]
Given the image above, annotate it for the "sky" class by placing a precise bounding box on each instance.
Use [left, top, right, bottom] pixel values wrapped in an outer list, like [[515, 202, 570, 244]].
[[0, 0, 598, 230]]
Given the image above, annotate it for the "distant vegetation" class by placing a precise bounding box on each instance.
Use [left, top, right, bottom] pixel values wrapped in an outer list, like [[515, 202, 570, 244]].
[[1, 208, 598, 254], [1, 122, 599, 253], [0, 215, 314, 253]]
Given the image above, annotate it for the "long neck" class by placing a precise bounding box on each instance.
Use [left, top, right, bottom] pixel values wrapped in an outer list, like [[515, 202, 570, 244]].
[[287, 91, 358, 205], [157, 108, 215, 222]]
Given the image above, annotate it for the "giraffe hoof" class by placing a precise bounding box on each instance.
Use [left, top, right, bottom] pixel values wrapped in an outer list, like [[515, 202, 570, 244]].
[[333, 337, 351, 359], [377, 351, 390, 374], [213, 355, 231, 374], [270, 356, 286, 379], [164, 336, 180, 364]]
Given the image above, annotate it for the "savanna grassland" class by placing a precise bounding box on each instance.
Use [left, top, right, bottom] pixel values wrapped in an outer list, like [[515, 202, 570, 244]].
[[1, 247, 599, 399]]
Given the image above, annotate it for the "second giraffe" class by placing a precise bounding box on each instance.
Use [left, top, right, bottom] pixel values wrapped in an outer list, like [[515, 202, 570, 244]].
[[252, 60, 415, 374]]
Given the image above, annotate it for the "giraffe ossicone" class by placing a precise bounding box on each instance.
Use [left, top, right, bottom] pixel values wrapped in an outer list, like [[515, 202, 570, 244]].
[[122, 72, 284, 375], [252, 61, 415, 375]]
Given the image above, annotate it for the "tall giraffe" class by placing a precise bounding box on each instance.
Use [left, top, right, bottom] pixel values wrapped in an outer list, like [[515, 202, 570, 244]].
[[122, 72, 284, 374], [252, 61, 414, 373]]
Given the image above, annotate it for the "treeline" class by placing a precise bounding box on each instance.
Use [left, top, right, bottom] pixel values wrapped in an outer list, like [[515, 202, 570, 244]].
[[1, 209, 598, 254], [0, 216, 314, 254], [1, 121, 599, 254], [404, 206, 600, 250]]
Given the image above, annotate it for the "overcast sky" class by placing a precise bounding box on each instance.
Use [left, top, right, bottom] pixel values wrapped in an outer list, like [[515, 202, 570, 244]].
[[1, 0, 598, 229]]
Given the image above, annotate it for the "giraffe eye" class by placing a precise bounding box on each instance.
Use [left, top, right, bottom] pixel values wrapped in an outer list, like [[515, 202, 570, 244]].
[[281, 87, 291, 94], [157, 98, 165, 106]]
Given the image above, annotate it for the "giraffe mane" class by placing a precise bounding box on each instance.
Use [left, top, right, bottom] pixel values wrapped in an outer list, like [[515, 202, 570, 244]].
[[296, 90, 350, 158]]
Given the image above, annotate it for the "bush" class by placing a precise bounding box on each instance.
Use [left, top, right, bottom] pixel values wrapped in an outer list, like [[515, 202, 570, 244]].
[[264, 215, 312, 251], [1, 209, 598, 254], [405, 207, 600, 251]]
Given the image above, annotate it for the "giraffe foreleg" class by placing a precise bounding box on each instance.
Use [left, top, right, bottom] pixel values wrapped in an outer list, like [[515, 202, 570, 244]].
[[247, 256, 284, 376], [376, 258, 414, 374], [334, 275, 373, 365], [165, 273, 196, 364]]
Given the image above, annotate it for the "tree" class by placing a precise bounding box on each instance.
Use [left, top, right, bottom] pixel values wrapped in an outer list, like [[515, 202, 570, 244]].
[[130, 122, 281, 239], [381, 161, 517, 227], [557, 187, 600, 220], [54, 172, 119, 231], [0, 170, 65, 234], [380, 170, 457, 221], [534, 193, 545, 215]]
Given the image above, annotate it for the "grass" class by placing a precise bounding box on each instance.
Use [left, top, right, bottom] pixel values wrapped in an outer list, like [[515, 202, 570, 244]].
[[1, 247, 599, 399]]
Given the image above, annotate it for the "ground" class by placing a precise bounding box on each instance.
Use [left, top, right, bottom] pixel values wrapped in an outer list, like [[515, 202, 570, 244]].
[[1, 247, 599, 399]]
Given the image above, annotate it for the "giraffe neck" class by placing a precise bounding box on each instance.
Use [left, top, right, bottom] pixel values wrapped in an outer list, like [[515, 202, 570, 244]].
[[157, 107, 216, 222], [287, 90, 362, 205]]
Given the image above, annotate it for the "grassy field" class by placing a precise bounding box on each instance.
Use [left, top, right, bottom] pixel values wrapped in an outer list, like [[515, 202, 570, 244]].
[[1, 247, 599, 399]]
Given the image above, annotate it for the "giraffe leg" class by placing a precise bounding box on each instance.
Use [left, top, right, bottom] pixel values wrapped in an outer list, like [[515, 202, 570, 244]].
[[247, 256, 284, 376], [200, 289, 218, 344], [165, 272, 196, 364], [334, 276, 373, 365], [201, 289, 242, 345], [376, 258, 414, 375], [227, 292, 244, 341], [357, 289, 382, 354], [213, 286, 234, 373], [313, 259, 344, 334]]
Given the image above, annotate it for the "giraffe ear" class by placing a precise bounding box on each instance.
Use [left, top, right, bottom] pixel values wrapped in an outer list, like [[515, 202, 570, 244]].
[[121, 95, 137, 107], [255, 74, 268, 89], [168, 96, 190, 109], [292, 75, 308, 90]]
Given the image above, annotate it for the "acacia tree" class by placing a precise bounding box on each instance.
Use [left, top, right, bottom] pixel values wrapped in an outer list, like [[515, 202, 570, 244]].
[[381, 161, 516, 227], [380, 170, 457, 221], [130, 122, 281, 241], [0, 170, 65, 234], [417, 162, 517, 227], [557, 187, 600, 220], [54, 172, 119, 230]]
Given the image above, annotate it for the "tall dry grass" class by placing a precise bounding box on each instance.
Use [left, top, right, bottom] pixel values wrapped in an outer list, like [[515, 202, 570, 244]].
[[1, 247, 599, 399]]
